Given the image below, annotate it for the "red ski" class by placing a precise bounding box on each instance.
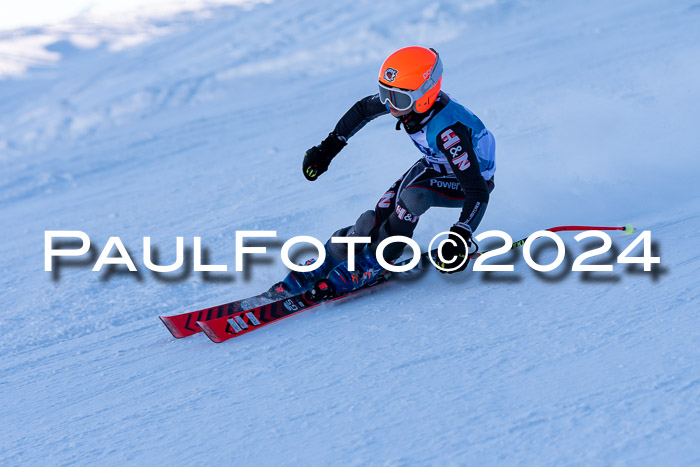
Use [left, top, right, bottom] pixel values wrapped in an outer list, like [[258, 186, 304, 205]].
[[159, 284, 290, 338], [197, 279, 390, 343], [196, 247, 444, 343]]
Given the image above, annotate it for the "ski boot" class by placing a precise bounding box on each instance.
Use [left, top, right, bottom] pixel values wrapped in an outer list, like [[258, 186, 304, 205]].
[[322, 245, 385, 296], [281, 253, 340, 295]]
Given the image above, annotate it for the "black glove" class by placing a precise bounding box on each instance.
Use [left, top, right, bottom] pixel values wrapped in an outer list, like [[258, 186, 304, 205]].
[[434, 224, 475, 274], [303, 133, 347, 181]]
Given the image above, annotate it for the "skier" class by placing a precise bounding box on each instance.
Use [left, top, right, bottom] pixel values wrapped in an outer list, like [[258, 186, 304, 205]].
[[283, 46, 496, 295]]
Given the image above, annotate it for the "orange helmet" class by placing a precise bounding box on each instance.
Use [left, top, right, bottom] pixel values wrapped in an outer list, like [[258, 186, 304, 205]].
[[378, 46, 443, 113]]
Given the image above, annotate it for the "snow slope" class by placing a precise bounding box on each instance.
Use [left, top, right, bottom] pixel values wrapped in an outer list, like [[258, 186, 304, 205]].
[[1, 0, 699, 464]]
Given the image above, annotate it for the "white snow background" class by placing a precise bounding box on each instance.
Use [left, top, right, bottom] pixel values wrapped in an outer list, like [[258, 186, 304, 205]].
[[1, 0, 699, 464]]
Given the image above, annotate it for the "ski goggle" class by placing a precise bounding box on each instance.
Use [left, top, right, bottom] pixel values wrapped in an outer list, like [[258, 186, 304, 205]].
[[378, 52, 443, 111]]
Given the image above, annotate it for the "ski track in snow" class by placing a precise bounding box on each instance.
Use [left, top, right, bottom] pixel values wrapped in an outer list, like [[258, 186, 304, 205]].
[[1, 0, 699, 464]]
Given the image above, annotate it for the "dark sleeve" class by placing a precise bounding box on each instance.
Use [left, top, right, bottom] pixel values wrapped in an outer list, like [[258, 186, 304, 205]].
[[332, 94, 389, 140], [435, 122, 490, 229]]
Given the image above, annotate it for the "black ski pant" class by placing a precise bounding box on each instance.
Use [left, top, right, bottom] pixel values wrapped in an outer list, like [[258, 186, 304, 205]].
[[328, 159, 495, 262]]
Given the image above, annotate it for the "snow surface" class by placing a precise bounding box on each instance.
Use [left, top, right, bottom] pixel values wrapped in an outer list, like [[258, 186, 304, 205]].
[[1, 0, 699, 464]]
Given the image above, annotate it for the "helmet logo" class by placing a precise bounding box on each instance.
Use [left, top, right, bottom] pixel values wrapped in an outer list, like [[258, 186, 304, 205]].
[[383, 67, 398, 82], [423, 67, 433, 79]]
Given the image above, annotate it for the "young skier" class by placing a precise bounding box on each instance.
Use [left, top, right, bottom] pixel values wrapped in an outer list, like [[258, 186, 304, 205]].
[[283, 46, 496, 295]]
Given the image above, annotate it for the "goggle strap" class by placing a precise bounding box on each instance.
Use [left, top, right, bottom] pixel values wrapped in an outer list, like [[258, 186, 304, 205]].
[[419, 53, 443, 95]]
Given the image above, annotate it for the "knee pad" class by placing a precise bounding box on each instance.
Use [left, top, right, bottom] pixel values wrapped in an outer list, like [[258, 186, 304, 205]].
[[392, 200, 420, 227], [353, 210, 377, 237], [397, 187, 429, 218]]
